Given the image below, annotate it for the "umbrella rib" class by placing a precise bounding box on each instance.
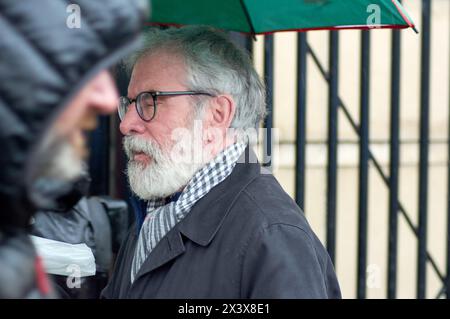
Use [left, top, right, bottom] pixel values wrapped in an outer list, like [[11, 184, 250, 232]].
[[391, 0, 419, 34], [239, 0, 257, 40]]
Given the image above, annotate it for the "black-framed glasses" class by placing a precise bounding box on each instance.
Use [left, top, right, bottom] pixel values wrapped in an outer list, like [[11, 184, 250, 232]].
[[118, 90, 215, 122]]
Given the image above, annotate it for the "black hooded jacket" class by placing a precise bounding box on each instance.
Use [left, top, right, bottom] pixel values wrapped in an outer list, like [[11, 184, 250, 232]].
[[0, 0, 146, 298]]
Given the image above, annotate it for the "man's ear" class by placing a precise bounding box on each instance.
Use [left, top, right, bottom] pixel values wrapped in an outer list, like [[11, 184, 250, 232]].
[[207, 94, 236, 129], [201, 95, 236, 157]]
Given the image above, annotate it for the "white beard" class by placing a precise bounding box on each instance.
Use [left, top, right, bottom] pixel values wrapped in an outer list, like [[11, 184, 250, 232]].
[[123, 133, 205, 201]]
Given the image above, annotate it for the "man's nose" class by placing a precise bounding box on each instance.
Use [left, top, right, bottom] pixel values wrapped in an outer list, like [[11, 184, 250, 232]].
[[119, 103, 146, 136]]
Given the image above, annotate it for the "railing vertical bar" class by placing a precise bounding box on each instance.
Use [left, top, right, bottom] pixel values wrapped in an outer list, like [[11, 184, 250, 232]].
[[263, 35, 274, 170], [388, 27, 402, 299], [295, 32, 307, 210], [326, 31, 339, 264], [246, 35, 254, 56], [417, 0, 432, 299], [357, 30, 371, 299]]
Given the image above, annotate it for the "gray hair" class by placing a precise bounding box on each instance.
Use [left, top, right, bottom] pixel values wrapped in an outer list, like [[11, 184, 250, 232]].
[[126, 26, 266, 130]]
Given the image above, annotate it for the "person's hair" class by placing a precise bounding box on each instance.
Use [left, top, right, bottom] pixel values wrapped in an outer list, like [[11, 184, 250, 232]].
[[126, 26, 266, 130]]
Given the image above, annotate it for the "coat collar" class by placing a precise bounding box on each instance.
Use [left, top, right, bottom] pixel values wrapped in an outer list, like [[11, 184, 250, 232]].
[[177, 146, 261, 246]]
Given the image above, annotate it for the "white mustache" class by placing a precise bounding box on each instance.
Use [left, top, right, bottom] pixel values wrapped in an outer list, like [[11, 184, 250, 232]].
[[123, 135, 163, 161]]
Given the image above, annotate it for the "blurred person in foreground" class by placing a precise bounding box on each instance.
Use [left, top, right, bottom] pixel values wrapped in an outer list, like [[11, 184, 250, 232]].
[[102, 26, 341, 299], [0, 0, 146, 298]]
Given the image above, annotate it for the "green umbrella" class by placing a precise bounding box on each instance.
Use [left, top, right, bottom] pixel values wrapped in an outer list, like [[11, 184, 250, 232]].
[[149, 0, 417, 35]]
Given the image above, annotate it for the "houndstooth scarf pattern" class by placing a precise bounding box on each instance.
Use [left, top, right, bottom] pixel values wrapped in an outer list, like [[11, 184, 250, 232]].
[[131, 142, 247, 283]]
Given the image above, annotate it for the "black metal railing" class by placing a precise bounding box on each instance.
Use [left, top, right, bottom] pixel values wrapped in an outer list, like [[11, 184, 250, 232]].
[[241, 0, 445, 299], [357, 30, 371, 300], [257, 0, 446, 299], [417, 0, 431, 300]]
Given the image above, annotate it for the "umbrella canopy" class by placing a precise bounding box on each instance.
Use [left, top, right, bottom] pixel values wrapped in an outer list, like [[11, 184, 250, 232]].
[[149, 0, 416, 35]]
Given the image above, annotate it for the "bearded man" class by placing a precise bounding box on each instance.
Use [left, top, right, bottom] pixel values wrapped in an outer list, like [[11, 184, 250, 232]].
[[102, 26, 341, 299], [0, 0, 146, 298]]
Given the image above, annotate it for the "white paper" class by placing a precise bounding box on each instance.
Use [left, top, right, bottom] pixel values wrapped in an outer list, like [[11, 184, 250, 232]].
[[30, 235, 96, 277]]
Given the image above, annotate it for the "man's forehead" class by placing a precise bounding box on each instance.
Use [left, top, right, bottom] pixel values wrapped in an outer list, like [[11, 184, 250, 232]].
[[128, 53, 186, 97], [128, 70, 156, 95], [136, 50, 184, 71]]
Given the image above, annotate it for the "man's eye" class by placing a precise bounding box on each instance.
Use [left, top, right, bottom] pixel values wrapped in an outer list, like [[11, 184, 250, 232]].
[[140, 94, 155, 107]]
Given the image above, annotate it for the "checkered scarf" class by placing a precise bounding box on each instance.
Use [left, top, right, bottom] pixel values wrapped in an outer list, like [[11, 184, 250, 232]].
[[131, 142, 247, 283]]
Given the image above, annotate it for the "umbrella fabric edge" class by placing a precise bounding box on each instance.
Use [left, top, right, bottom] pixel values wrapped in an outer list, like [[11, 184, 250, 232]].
[[145, 21, 411, 35]]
